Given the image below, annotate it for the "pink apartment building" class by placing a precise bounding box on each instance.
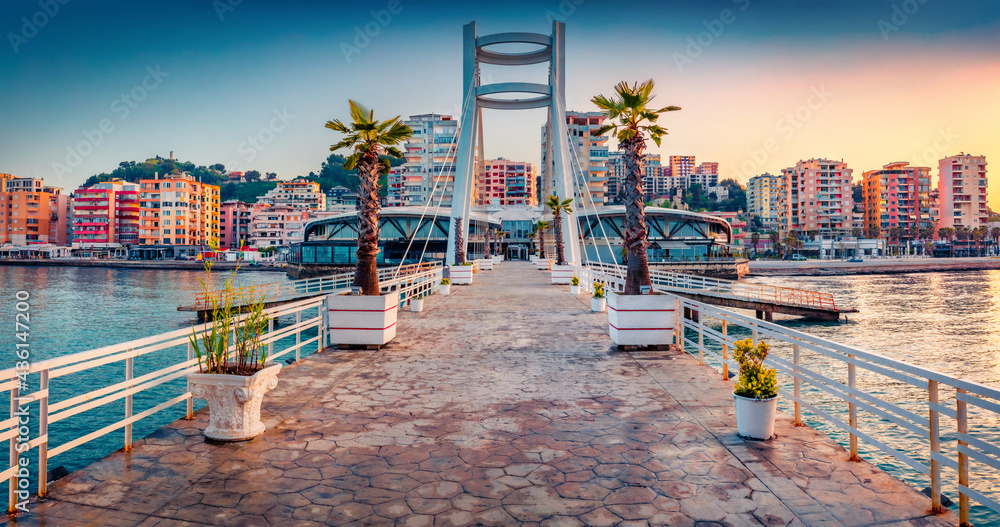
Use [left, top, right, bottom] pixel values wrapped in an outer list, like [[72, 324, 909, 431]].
[[938, 153, 988, 229], [219, 200, 253, 250], [249, 204, 311, 248], [779, 159, 854, 237], [477, 158, 538, 206], [72, 180, 141, 245]]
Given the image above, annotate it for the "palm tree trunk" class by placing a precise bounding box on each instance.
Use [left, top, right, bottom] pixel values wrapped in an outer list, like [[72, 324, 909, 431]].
[[454, 217, 465, 265], [554, 214, 565, 265], [539, 230, 547, 259], [621, 136, 651, 294], [354, 156, 381, 295]]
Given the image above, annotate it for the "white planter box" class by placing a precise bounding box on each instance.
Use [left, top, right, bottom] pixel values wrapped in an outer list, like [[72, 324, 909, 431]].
[[734, 394, 777, 440], [570, 285, 580, 295], [327, 292, 399, 346], [530, 255, 538, 262], [480, 259, 493, 270], [410, 298, 424, 312], [591, 297, 606, 312], [450, 265, 474, 284], [493, 256, 501, 264], [535, 259, 551, 270], [607, 293, 677, 346], [187, 363, 282, 441], [551, 264, 575, 284], [439, 283, 451, 295]]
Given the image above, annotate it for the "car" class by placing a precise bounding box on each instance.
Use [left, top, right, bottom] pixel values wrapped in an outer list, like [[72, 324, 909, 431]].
[[849, 257, 864, 263], [791, 254, 807, 261]]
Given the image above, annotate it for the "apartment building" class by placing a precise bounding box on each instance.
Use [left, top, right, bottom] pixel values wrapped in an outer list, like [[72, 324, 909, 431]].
[[606, 152, 666, 201], [388, 114, 459, 208], [746, 173, 781, 227], [477, 158, 538, 206], [72, 180, 141, 245], [541, 111, 610, 206], [668, 155, 695, 190], [250, 204, 310, 248], [690, 162, 719, 188], [258, 180, 326, 211], [0, 176, 72, 245], [779, 159, 854, 237], [219, 200, 253, 250], [861, 162, 931, 238], [138, 173, 220, 246], [938, 153, 988, 229]]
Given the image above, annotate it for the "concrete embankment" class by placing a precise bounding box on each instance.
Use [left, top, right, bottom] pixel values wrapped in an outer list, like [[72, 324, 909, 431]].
[[0, 259, 287, 272], [749, 257, 1000, 277]]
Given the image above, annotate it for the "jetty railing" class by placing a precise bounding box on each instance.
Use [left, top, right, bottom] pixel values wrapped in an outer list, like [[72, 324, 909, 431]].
[[584, 262, 837, 311], [2, 295, 326, 510], [191, 261, 441, 310], [580, 263, 1000, 523], [673, 295, 999, 525]]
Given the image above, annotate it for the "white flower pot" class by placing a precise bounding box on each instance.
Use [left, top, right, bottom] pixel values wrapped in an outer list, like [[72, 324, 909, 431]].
[[449, 264, 474, 284], [535, 258, 551, 270], [410, 298, 424, 312], [734, 393, 778, 440], [327, 291, 399, 346], [439, 283, 451, 295], [187, 363, 282, 441], [480, 259, 493, 270], [550, 264, 575, 284], [493, 256, 501, 264], [570, 285, 580, 295], [591, 297, 606, 312], [607, 293, 677, 346]]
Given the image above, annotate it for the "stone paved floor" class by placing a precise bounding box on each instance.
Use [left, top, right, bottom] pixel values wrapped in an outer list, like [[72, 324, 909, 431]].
[[6, 263, 956, 526]]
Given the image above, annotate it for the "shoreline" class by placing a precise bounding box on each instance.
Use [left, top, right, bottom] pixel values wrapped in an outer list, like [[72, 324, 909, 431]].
[[748, 257, 1000, 277], [0, 259, 288, 272]]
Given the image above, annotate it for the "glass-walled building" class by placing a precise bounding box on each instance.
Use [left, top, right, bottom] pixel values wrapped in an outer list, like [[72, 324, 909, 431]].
[[577, 206, 732, 264], [289, 207, 500, 266]]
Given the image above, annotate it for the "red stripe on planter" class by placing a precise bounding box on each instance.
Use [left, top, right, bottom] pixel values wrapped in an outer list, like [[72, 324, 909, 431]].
[[328, 306, 398, 313], [608, 306, 675, 313], [609, 323, 672, 331], [329, 322, 397, 331]]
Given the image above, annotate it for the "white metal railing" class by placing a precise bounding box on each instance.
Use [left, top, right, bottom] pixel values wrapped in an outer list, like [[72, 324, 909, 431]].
[[379, 266, 442, 306], [192, 262, 442, 310], [673, 295, 1000, 525], [584, 262, 838, 311], [2, 296, 326, 510]]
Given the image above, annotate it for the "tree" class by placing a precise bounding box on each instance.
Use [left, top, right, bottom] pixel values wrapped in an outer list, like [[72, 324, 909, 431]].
[[265, 172, 278, 181], [536, 221, 549, 259], [592, 79, 680, 294], [325, 100, 413, 295], [768, 231, 780, 256], [244, 170, 262, 182], [938, 227, 955, 242], [908, 224, 919, 241], [851, 228, 863, 238], [750, 232, 761, 257], [869, 225, 881, 240], [888, 227, 902, 244], [920, 226, 936, 241], [453, 217, 465, 264], [545, 195, 574, 266], [991, 227, 1000, 253], [527, 230, 537, 257]]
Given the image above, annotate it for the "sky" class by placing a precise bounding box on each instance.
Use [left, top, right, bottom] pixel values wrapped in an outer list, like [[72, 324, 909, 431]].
[[1, 0, 999, 208]]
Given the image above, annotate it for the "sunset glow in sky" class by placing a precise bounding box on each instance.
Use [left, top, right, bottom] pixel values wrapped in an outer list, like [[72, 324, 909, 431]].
[[1, 0, 998, 208]]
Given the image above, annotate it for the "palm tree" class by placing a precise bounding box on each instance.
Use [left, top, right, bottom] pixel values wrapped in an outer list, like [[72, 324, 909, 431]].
[[592, 79, 680, 294], [750, 232, 761, 258], [325, 100, 413, 295], [851, 228, 863, 239], [453, 217, 466, 264], [527, 229, 537, 257], [768, 231, 780, 257], [536, 220, 549, 259], [972, 227, 987, 256], [483, 228, 492, 258], [545, 195, 574, 266], [991, 226, 1000, 255]]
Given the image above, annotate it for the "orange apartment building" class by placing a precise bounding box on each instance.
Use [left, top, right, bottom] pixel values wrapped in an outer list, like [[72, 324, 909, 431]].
[[862, 162, 931, 239], [779, 159, 854, 237], [477, 158, 538, 206], [0, 175, 71, 245], [138, 173, 220, 246]]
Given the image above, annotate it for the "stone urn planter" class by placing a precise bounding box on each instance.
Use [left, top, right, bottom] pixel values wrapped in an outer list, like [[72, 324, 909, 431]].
[[187, 363, 282, 441], [449, 264, 474, 284], [734, 394, 777, 440], [550, 264, 574, 284], [607, 293, 677, 347], [327, 291, 399, 346]]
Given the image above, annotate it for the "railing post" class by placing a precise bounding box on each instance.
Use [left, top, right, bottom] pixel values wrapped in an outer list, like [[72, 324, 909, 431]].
[[793, 344, 802, 426], [957, 387, 970, 526], [674, 297, 681, 350], [928, 379, 942, 513], [8, 382, 18, 513], [721, 320, 728, 380], [267, 318, 274, 359], [295, 310, 301, 362], [38, 369, 49, 497], [697, 313, 704, 364], [125, 354, 133, 451], [848, 354, 858, 461], [186, 341, 194, 419], [318, 301, 325, 354]]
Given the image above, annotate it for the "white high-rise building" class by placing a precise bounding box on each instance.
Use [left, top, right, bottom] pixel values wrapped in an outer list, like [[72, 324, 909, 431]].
[[746, 173, 781, 227], [387, 114, 460, 208], [937, 153, 988, 229], [541, 111, 609, 206]]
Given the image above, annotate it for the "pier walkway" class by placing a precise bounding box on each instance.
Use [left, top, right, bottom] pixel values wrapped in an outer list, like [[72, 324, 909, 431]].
[[9, 263, 951, 526]]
